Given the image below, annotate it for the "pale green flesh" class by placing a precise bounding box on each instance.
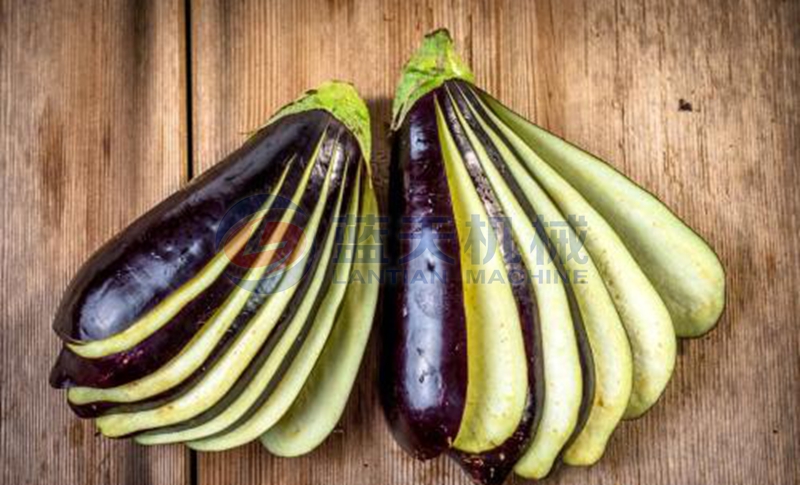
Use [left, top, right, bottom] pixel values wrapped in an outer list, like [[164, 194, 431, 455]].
[[261, 177, 380, 457], [133, 152, 350, 445], [184, 162, 350, 451], [436, 100, 529, 454], [444, 93, 583, 477], [94, 141, 340, 437], [67, 158, 296, 359], [483, 95, 725, 338], [475, 96, 676, 419], [69, 145, 324, 407], [454, 89, 633, 466]]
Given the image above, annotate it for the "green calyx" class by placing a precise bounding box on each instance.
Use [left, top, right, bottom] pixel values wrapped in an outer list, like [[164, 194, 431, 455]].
[[391, 28, 475, 130], [268, 81, 372, 166]]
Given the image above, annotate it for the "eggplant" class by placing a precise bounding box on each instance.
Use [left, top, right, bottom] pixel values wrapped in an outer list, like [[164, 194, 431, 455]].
[[385, 30, 587, 484], [381, 90, 469, 460], [384, 29, 723, 483], [51, 82, 380, 452]]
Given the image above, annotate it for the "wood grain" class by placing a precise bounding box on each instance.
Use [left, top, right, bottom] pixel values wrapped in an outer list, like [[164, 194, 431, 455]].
[[1, 0, 798, 484], [0, 1, 190, 484], [188, 0, 799, 484]]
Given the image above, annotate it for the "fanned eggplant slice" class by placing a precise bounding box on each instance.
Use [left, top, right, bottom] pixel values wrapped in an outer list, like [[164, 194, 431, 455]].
[[483, 95, 725, 337], [466, 88, 676, 420], [260, 179, 381, 457], [452, 84, 632, 465], [94, 136, 351, 437], [385, 29, 722, 484], [135, 153, 358, 444], [51, 82, 378, 453]]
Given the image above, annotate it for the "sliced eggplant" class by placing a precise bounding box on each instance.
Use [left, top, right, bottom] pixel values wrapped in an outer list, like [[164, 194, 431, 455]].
[[470, 90, 676, 419], [51, 82, 377, 454], [449, 83, 632, 465], [259, 178, 381, 457], [482, 95, 725, 338], [136, 161, 360, 445], [384, 28, 722, 483], [94, 135, 352, 437], [385, 30, 584, 483]]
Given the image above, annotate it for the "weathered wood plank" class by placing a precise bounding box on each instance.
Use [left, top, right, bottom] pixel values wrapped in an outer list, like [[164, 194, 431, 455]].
[[189, 0, 798, 484], [0, 1, 190, 484], [2, 0, 796, 484]]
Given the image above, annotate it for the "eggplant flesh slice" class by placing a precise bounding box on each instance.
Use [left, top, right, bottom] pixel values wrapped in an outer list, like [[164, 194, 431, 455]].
[[484, 95, 725, 338], [94, 135, 351, 438], [450, 82, 632, 466], [261, 179, 381, 457], [136, 160, 361, 445], [438, 85, 586, 479], [185, 159, 354, 451], [51, 82, 377, 454]]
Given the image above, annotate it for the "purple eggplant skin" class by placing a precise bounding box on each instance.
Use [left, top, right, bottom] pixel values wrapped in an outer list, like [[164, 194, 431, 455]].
[[50, 209, 289, 391], [53, 110, 330, 344], [142, 144, 359, 438], [49, 112, 330, 390], [438, 86, 545, 485], [61, 122, 356, 418], [381, 91, 468, 461]]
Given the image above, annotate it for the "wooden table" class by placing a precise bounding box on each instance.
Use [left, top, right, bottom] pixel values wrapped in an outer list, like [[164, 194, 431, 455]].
[[1, 1, 797, 484]]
